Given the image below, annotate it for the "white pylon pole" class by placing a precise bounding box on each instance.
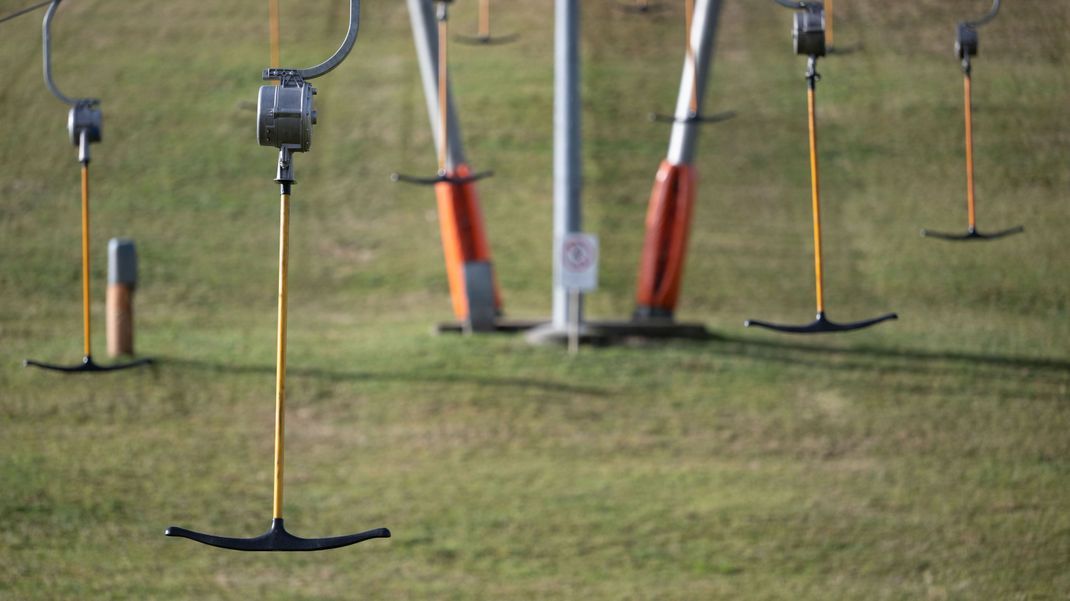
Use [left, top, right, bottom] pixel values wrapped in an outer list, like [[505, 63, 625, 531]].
[[551, 0, 582, 330], [667, 0, 723, 165], [406, 0, 466, 171]]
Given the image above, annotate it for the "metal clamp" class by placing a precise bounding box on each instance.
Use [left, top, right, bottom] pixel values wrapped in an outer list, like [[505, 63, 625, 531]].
[[436, 0, 452, 22]]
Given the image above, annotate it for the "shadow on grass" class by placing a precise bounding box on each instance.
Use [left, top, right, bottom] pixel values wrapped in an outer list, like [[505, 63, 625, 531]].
[[159, 356, 608, 397], [704, 331, 1070, 379]]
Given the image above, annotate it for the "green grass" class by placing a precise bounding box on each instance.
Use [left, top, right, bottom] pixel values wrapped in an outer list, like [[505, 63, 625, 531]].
[[1, 0, 1069, 598]]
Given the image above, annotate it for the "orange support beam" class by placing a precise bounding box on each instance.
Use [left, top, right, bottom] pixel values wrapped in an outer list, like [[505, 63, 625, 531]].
[[634, 160, 696, 317], [434, 164, 501, 320]]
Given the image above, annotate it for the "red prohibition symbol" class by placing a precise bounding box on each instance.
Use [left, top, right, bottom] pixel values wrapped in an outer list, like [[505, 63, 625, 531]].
[[563, 238, 594, 272]]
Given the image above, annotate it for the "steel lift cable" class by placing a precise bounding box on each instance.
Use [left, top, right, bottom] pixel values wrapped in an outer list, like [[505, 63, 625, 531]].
[[0, 0, 49, 24], [745, 1, 896, 334], [921, 0, 1022, 242], [23, 0, 152, 373], [650, 0, 733, 124], [393, 0, 492, 186], [455, 0, 517, 45], [165, 0, 390, 552]]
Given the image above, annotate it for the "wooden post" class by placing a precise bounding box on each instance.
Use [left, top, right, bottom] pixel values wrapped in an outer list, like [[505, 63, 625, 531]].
[[107, 238, 137, 357]]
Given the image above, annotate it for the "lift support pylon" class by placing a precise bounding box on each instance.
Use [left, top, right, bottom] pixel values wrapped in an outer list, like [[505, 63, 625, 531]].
[[527, 0, 710, 346]]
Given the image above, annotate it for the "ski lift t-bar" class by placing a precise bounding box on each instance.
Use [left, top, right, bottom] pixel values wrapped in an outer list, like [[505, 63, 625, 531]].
[[167, 0, 390, 552], [43, 0, 100, 165], [744, 0, 896, 333], [257, 0, 360, 187]]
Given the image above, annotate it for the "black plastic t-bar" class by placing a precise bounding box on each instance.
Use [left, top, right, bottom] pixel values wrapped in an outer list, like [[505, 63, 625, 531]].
[[165, 519, 389, 552], [649, 110, 736, 125], [614, 0, 667, 14], [746, 311, 897, 334], [25, 355, 152, 373], [391, 169, 493, 187]]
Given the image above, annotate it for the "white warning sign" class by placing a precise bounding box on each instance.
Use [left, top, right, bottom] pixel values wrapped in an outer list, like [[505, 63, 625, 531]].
[[557, 233, 599, 292]]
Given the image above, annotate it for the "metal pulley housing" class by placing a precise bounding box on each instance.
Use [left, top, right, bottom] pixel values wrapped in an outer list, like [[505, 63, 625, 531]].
[[955, 22, 978, 58], [793, 4, 826, 57], [257, 74, 317, 152], [67, 102, 101, 146]]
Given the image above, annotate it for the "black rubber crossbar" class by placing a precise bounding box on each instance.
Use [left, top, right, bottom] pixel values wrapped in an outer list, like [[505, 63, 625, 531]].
[[745, 311, 898, 334], [921, 225, 1023, 241], [649, 110, 736, 125], [24, 355, 152, 373], [391, 170, 493, 187], [166, 519, 390, 552]]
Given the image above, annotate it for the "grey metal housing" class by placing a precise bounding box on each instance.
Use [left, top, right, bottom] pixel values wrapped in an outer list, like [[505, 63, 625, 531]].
[[793, 5, 825, 57], [257, 80, 316, 152], [68, 103, 101, 146], [956, 23, 978, 58]]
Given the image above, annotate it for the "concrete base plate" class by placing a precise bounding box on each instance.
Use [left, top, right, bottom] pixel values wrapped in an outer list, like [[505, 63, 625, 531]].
[[435, 318, 545, 335], [525, 319, 710, 346]]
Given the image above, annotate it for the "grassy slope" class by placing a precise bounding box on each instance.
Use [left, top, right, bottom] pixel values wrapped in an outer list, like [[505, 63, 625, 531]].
[[1, 0, 1068, 598]]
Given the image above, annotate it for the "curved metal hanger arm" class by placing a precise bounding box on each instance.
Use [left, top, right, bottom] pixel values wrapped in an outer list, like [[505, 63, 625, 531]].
[[965, 0, 1000, 28], [267, 0, 360, 80], [42, 0, 95, 106]]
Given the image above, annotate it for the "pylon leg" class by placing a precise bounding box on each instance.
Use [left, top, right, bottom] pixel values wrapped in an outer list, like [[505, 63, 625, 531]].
[[634, 160, 696, 319], [434, 163, 501, 320]]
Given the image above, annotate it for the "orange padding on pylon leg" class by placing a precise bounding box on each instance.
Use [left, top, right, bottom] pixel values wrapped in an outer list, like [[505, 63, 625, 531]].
[[434, 163, 502, 320], [634, 160, 696, 313]]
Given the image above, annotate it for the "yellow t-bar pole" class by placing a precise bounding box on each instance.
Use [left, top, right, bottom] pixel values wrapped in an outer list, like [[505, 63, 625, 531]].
[[479, 0, 490, 39], [269, 0, 281, 70], [272, 191, 290, 520], [963, 69, 977, 230], [806, 67, 825, 314], [80, 163, 92, 357], [826, 0, 834, 49]]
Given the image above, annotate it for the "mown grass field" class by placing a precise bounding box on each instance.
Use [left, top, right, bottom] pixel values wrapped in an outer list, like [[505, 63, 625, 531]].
[[1, 0, 1068, 598]]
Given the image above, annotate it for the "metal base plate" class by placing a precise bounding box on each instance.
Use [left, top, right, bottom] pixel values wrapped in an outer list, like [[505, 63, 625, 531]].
[[436, 318, 544, 335], [525, 319, 711, 345]]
